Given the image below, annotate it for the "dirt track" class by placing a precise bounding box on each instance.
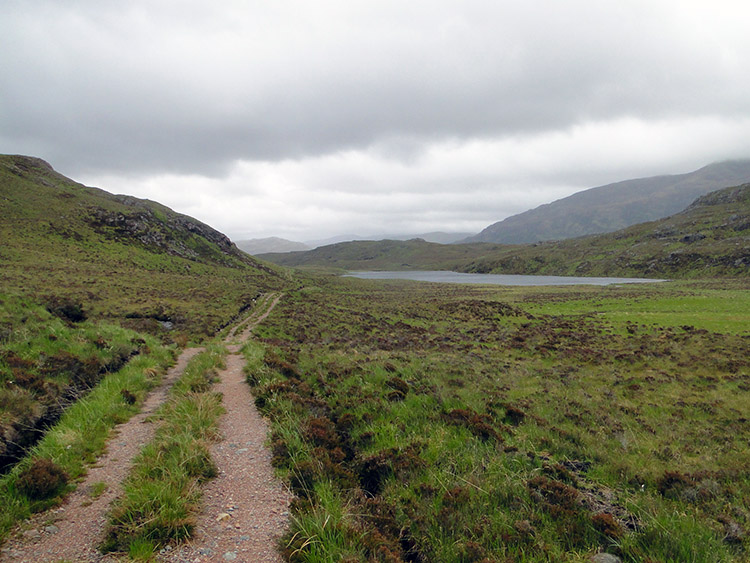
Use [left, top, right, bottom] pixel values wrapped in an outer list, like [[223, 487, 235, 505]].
[[1, 293, 290, 563]]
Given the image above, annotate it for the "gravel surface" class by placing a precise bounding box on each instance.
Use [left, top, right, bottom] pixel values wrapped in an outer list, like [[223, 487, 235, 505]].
[[165, 294, 291, 562], [164, 351, 292, 563], [1, 347, 204, 563], [2, 293, 291, 563]]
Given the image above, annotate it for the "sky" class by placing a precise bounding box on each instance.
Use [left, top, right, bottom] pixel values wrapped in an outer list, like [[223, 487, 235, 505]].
[[2, 0, 750, 242]]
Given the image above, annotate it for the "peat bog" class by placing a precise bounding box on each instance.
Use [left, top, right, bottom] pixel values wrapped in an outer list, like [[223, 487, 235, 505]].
[[248, 275, 750, 562]]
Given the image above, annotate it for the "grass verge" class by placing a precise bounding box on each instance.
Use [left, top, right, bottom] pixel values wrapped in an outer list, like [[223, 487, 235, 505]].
[[0, 336, 174, 543], [102, 342, 227, 558]]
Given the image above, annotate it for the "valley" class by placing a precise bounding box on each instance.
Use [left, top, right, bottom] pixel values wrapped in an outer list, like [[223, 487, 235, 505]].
[[0, 156, 748, 562], [261, 182, 750, 279]]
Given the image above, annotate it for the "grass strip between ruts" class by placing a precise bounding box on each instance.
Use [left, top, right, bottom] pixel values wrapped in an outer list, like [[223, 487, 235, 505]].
[[101, 342, 226, 559]]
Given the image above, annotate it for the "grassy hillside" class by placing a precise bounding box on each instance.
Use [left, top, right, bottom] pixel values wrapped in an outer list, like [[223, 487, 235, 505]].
[[0, 155, 289, 338], [260, 238, 510, 271], [467, 159, 750, 244], [461, 183, 750, 278], [263, 184, 750, 279]]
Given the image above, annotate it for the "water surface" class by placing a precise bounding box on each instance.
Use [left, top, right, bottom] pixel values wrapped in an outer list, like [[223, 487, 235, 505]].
[[343, 270, 665, 286]]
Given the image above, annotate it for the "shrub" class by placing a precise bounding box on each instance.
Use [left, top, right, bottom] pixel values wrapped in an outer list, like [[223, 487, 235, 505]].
[[656, 470, 695, 500], [17, 458, 69, 500], [45, 297, 87, 323], [591, 512, 624, 539]]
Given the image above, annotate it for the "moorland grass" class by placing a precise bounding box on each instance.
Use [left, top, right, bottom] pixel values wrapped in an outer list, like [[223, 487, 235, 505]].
[[248, 275, 750, 562], [102, 342, 226, 557], [1, 155, 290, 341], [0, 334, 173, 542]]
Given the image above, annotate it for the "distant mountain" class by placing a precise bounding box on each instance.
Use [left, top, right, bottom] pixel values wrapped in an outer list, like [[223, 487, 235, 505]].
[[0, 154, 286, 336], [466, 159, 750, 244], [236, 237, 311, 255], [458, 183, 750, 278], [261, 183, 750, 278], [304, 232, 474, 248]]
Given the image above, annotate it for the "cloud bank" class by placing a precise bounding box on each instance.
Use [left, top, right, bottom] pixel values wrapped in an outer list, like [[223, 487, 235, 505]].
[[2, 1, 749, 239]]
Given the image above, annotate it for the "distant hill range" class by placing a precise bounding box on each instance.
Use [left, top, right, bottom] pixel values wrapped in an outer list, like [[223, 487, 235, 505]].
[[262, 183, 750, 278], [241, 232, 474, 255], [466, 159, 750, 244], [236, 237, 311, 255], [260, 238, 507, 271], [459, 183, 750, 278], [304, 232, 474, 249]]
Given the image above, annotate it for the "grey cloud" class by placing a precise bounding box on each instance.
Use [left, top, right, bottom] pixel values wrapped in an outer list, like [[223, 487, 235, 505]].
[[3, 1, 749, 178]]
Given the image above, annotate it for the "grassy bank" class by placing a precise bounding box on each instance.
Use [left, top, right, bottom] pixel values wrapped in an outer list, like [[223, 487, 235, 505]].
[[249, 276, 749, 562], [1, 155, 290, 341], [102, 342, 227, 559], [0, 332, 173, 542], [0, 294, 159, 470]]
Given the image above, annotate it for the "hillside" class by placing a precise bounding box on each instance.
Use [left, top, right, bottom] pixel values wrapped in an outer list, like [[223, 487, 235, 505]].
[[460, 183, 750, 277], [261, 184, 750, 278], [0, 155, 288, 337], [466, 159, 750, 244], [259, 238, 509, 271]]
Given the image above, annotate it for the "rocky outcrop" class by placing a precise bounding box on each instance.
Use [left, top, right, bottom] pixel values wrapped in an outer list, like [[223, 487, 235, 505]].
[[86, 203, 248, 266]]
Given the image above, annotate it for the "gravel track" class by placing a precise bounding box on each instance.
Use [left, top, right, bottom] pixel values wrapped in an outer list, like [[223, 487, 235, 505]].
[[1, 293, 290, 563], [165, 293, 291, 562]]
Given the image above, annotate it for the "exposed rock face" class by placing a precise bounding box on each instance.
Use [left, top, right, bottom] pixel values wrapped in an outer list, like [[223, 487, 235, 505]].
[[111, 195, 237, 252], [590, 554, 622, 563], [86, 203, 246, 266]]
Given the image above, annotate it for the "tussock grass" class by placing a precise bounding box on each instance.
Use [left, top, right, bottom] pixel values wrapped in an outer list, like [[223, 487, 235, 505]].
[[102, 343, 226, 555], [248, 276, 750, 562], [0, 336, 173, 542]]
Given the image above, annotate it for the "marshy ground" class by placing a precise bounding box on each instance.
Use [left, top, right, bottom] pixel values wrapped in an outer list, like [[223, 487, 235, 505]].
[[249, 275, 750, 562]]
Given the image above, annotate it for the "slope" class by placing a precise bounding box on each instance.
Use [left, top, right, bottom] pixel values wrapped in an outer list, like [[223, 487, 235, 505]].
[[460, 183, 750, 278], [259, 238, 509, 271], [0, 154, 288, 338], [466, 159, 750, 243], [261, 184, 750, 279]]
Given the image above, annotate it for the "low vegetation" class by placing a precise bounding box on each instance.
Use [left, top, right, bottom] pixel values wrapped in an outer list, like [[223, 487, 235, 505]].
[[0, 155, 289, 340], [247, 275, 749, 562], [102, 343, 226, 558], [0, 330, 172, 542]]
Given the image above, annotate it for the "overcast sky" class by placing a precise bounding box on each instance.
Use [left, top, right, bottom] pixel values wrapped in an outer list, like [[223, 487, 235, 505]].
[[2, 1, 750, 241]]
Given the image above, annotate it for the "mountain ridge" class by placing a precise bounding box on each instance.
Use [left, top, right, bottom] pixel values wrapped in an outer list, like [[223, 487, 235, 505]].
[[466, 159, 750, 244], [261, 182, 750, 278]]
